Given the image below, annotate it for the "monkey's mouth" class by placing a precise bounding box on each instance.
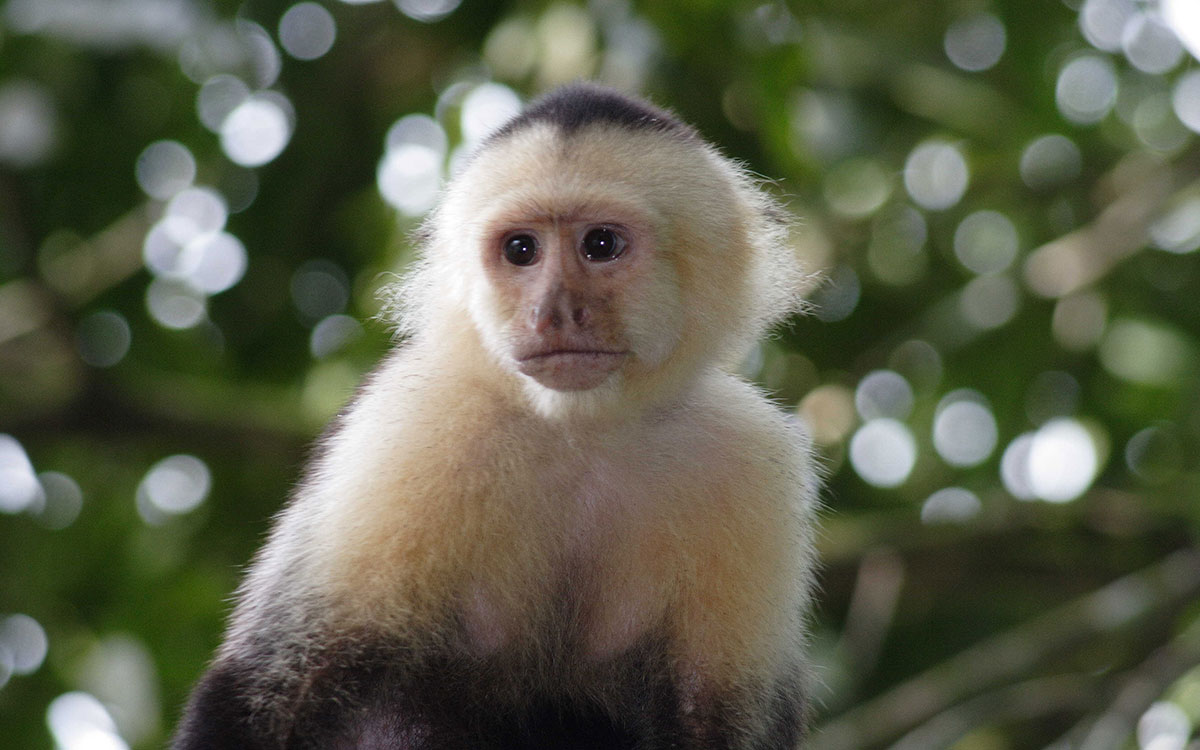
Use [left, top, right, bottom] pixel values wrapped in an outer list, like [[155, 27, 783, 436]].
[[519, 348, 627, 361], [515, 349, 629, 391]]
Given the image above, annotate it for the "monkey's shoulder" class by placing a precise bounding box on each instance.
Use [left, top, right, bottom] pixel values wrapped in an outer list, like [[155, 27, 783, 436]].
[[681, 373, 815, 482], [319, 342, 520, 452]]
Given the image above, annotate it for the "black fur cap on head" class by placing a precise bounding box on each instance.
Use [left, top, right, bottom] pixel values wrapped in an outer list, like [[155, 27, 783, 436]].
[[489, 82, 697, 142]]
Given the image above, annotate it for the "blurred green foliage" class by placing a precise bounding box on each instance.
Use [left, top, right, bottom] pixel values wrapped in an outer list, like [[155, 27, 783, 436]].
[[2, 0, 1199, 748]]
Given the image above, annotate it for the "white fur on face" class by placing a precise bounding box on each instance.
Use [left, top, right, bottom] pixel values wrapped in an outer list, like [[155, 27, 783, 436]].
[[619, 255, 684, 371]]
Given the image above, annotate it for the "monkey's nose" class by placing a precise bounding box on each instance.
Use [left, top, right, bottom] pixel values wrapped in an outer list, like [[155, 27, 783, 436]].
[[530, 291, 589, 333]]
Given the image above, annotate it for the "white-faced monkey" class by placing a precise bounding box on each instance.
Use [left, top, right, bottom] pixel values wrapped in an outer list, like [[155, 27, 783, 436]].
[[173, 82, 820, 750]]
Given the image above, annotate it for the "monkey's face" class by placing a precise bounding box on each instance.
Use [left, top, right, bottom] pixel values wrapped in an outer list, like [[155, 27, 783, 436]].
[[477, 211, 659, 393], [433, 123, 775, 415], [447, 128, 694, 403]]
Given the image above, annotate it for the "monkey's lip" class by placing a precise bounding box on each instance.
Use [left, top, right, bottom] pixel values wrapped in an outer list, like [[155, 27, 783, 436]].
[[514, 349, 629, 391], [516, 348, 628, 362]]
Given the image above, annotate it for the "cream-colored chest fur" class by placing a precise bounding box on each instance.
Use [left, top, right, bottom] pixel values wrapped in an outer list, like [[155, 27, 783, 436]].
[[279, 351, 810, 676]]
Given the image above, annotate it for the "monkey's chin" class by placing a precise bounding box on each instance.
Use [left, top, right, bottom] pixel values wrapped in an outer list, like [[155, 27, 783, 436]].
[[515, 351, 627, 392], [520, 375, 625, 421]]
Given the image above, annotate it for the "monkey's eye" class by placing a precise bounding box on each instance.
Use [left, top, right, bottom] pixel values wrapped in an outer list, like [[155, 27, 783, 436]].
[[581, 227, 625, 262], [503, 234, 539, 266]]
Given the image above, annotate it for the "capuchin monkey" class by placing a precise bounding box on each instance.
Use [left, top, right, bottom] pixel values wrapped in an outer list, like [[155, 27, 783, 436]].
[[173, 82, 819, 749]]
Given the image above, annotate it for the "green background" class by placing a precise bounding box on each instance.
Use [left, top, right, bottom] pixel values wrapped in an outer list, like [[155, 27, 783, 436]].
[[2, 0, 1199, 747]]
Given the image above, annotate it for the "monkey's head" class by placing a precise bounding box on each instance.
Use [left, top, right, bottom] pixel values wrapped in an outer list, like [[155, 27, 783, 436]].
[[402, 84, 804, 418]]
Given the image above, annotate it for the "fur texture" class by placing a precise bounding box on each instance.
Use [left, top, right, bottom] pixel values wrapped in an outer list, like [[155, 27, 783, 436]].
[[173, 83, 819, 749]]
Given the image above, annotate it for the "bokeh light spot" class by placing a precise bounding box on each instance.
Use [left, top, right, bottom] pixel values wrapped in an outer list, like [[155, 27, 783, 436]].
[[1164, 0, 1200, 62], [377, 114, 449, 215], [1137, 701, 1191, 750], [143, 221, 185, 278], [1, 614, 47, 675], [47, 692, 129, 750], [377, 143, 443, 216], [165, 187, 228, 244], [196, 75, 250, 132], [1132, 92, 1189, 154], [484, 18, 538, 80], [904, 140, 969, 211], [1007, 420, 1102, 503], [944, 13, 1006, 72], [0, 434, 41, 514], [1122, 12, 1184, 74], [76, 635, 161, 746], [921, 487, 982, 524], [1171, 71, 1200, 134], [954, 210, 1019, 275], [1028, 418, 1101, 503], [1001, 433, 1037, 500], [854, 370, 914, 421], [823, 158, 892, 219], [812, 265, 861, 322], [460, 83, 521, 145], [135, 141, 196, 200], [291, 260, 350, 324], [279, 2, 336, 61], [1019, 134, 1082, 190], [394, 0, 463, 23], [178, 232, 248, 295], [535, 4, 598, 87], [959, 274, 1020, 331], [1100, 318, 1193, 387], [788, 89, 858, 162], [220, 95, 292, 167], [145, 278, 207, 330], [386, 113, 448, 155], [1079, 0, 1137, 52], [136, 454, 211, 524], [310, 314, 363, 359], [933, 391, 998, 468], [35, 471, 83, 530], [1125, 424, 1184, 485], [0, 80, 57, 168], [76, 310, 132, 368], [1056, 55, 1118, 125], [142, 186, 246, 297], [239, 20, 284, 89], [850, 419, 917, 488], [798, 384, 856, 446], [1150, 195, 1200, 254]]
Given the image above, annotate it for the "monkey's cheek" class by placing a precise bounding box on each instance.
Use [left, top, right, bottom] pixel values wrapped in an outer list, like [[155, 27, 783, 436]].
[[515, 353, 627, 391]]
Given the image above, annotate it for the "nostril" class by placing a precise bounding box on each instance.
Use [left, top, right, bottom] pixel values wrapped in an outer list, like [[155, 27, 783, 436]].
[[572, 307, 588, 327], [531, 304, 564, 332]]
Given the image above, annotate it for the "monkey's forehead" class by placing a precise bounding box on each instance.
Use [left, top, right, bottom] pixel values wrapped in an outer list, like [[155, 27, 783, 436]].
[[448, 123, 729, 225]]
